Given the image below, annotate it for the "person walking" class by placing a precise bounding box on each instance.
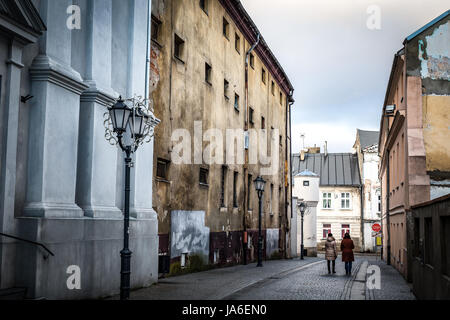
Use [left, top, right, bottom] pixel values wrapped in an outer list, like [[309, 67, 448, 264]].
[[341, 232, 355, 275], [325, 233, 337, 274]]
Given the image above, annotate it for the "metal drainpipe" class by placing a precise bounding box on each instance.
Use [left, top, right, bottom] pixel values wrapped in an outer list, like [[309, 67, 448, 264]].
[[243, 33, 260, 265], [287, 91, 294, 258], [360, 185, 364, 253], [144, 0, 152, 109], [386, 148, 391, 265]]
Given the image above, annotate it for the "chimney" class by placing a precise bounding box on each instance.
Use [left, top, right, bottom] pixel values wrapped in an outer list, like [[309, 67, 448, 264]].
[[324, 141, 328, 157], [300, 149, 305, 161]]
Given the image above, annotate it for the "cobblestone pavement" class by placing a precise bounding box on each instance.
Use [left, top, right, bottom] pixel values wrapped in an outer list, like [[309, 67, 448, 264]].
[[111, 254, 415, 300]]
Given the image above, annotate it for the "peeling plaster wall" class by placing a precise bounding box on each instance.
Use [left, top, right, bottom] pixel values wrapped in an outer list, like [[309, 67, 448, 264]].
[[170, 210, 210, 262]]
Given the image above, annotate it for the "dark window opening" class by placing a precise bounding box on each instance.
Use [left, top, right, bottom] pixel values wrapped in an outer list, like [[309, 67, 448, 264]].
[[262, 68, 266, 84], [224, 79, 229, 99], [205, 62, 212, 84], [250, 53, 255, 69], [199, 0, 208, 14], [223, 17, 229, 39], [199, 167, 209, 185], [261, 116, 265, 129], [157, 159, 170, 180], [303, 180, 309, 186], [151, 15, 162, 43], [174, 34, 185, 61], [249, 107, 254, 125], [235, 33, 240, 53], [233, 171, 238, 208], [271, 81, 275, 95], [220, 166, 227, 207], [234, 93, 239, 111], [280, 92, 283, 105]]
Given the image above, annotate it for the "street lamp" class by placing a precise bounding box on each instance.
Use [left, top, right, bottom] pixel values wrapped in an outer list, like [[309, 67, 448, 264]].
[[104, 95, 159, 300], [254, 176, 266, 267], [298, 201, 306, 260]]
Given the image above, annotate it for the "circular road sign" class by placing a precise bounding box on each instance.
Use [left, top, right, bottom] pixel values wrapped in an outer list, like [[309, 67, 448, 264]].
[[372, 223, 381, 233]]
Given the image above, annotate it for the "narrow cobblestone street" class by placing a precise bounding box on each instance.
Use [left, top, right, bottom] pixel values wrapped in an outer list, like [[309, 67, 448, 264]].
[[117, 254, 415, 300]]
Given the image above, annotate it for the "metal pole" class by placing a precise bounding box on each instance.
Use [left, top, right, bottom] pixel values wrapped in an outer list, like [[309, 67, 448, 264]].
[[300, 212, 304, 260], [120, 147, 133, 300], [257, 193, 263, 267]]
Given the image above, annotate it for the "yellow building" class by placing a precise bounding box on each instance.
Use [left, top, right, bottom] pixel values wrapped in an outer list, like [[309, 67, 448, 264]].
[[150, 0, 294, 269]]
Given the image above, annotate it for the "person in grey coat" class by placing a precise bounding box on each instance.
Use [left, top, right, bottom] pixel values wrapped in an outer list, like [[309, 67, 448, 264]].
[[325, 233, 337, 274]]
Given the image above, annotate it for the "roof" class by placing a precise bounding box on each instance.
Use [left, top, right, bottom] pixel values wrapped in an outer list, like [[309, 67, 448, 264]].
[[405, 10, 450, 43], [219, 0, 294, 96], [295, 169, 319, 177], [292, 153, 362, 187], [357, 129, 379, 149], [0, 0, 46, 34]]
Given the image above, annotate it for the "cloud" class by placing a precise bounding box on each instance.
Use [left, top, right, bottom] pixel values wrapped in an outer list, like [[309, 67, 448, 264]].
[[242, 0, 449, 152]]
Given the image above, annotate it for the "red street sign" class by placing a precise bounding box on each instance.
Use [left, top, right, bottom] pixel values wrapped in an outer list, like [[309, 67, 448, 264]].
[[372, 223, 381, 232]]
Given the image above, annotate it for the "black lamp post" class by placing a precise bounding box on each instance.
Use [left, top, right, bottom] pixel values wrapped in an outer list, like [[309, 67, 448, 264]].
[[106, 96, 158, 300], [298, 201, 306, 260], [254, 176, 266, 267]]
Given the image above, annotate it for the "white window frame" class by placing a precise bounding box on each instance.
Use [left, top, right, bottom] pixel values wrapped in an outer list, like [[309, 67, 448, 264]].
[[322, 192, 332, 209], [340, 192, 351, 209]]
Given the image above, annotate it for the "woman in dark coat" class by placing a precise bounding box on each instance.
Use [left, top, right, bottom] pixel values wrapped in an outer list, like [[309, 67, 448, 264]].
[[340, 233, 355, 275]]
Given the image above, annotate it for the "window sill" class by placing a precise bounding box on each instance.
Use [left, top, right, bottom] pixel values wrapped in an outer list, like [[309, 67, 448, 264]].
[[156, 178, 170, 184], [234, 106, 240, 112], [205, 81, 212, 87], [151, 39, 163, 49], [224, 95, 229, 101], [223, 35, 229, 41], [199, 183, 209, 188]]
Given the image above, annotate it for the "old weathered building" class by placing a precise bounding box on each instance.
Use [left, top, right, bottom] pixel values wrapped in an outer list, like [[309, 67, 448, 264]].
[[378, 10, 450, 280], [150, 0, 294, 268], [292, 152, 363, 251], [353, 129, 381, 252]]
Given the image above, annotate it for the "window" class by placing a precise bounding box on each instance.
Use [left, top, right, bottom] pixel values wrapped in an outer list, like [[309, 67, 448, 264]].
[[271, 81, 275, 95], [220, 166, 227, 207], [323, 192, 332, 208], [280, 92, 283, 105], [279, 135, 283, 147], [378, 195, 381, 212], [205, 62, 212, 84], [341, 192, 350, 209], [181, 253, 188, 268], [247, 174, 252, 209], [235, 33, 240, 53], [223, 17, 229, 39], [323, 224, 332, 239], [261, 116, 265, 129], [151, 15, 162, 43], [249, 107, 254, 125], [233, 171, 238, 208], [424, 217, 433, 265], [174, 34, 185, 61], [199, 167, 209, 185], [261, 68, 266, 84], [303, 180, 309, 186], [250, 53, 255, 69], [234, 93, 239, 111], [157, 159, 169, 180], [270, 184, 274, 214], [199, 0, 208, 14], [341, 224, 350, 239], [224, 79, 229, 99]]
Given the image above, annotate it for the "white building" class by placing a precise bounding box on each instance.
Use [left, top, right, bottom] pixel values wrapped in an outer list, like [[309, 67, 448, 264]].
[[292, 152, 363, 251], [0, 0, 158, 299], [292, 170, 319, 257], [353, 129, 381, 252]]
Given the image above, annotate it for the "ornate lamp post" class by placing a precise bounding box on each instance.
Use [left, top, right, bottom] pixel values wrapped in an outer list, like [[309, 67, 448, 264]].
[[254, 176, 266, 267], [104, 96, 159, 300], [298, 201, 306, 260]]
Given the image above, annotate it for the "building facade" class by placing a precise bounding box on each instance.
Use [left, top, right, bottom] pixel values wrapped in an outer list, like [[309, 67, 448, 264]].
[[0, 0, 158, 299], [292, 170, 319, 257], [353, 129, 381, 252], [150, 0, 294, 268], [292, 152, 362, 252], [378, 10, 450, 280]]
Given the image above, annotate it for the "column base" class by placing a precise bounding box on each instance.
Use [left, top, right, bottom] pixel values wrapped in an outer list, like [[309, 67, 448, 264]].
[[81, 205, 123, 219], [23, 202, 83, 218]]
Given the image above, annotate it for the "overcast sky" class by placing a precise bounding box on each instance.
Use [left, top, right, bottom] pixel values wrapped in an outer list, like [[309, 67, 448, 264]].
[[242, 0, 449, 153]]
